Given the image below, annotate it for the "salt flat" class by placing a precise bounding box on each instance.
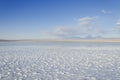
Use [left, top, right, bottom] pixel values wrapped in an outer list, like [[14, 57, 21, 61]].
[[0, 43, 120, 80]]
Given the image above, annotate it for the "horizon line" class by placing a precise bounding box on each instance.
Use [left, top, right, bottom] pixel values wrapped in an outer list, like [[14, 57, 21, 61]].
[[0, 38, 120, 42]]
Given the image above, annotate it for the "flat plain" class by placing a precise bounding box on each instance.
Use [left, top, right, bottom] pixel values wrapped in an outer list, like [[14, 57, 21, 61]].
[[0, 42, 120, 80]]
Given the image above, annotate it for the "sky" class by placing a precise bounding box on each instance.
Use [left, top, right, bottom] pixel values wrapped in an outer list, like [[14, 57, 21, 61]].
[[0, 0, 120, 40]]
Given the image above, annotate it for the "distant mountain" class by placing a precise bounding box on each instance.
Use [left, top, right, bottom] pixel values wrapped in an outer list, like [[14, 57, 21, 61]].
[[0, 39, 10, 41], [0, 38, 120, 42]]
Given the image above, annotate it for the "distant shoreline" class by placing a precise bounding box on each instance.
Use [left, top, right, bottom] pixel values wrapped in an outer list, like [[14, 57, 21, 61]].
[[0, 39, 120, 43]]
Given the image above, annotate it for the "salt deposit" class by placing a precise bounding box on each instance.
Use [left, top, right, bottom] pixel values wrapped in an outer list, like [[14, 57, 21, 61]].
[[0, 45, 120, 80]]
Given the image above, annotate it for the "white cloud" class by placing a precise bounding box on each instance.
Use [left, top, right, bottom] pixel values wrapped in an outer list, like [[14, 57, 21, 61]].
[[78, 17, 96, 27], [113, 26, 120, 32], [112, 20, 120, 33], [41, 16, 106, 39], [44, 27, 104, 39], [101, 9, 112, 14], [45, 26, 83, 39], [115, 20, 120, 32], [116, 20, 120, 25]]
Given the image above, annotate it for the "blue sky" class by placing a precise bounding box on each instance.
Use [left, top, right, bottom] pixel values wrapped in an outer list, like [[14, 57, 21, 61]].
[[0, 0, 120, 39]]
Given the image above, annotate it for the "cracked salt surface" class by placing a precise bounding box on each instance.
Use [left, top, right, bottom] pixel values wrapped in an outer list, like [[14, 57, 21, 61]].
[[0, 42, 120, 80]]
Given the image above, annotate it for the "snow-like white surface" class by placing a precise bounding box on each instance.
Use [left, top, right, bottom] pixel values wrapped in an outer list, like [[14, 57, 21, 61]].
[[0, 45, 120, 80]]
